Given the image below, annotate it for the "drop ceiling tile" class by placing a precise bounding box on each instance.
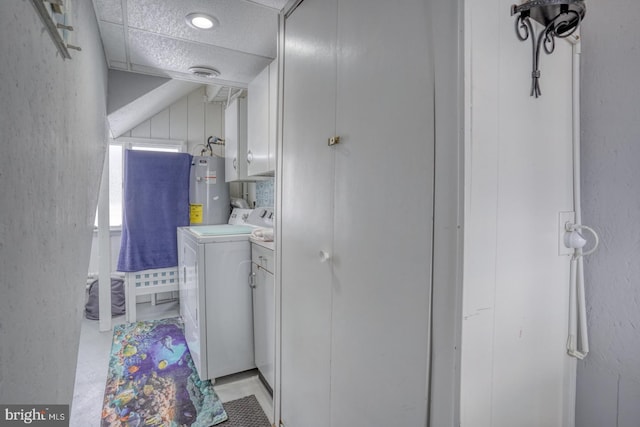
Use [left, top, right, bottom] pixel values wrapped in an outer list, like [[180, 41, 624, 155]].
[[95, 0, 124, 24], [126, 0, 277, 58], [127, 29, 272, 85], [99, 21, 127, 64]]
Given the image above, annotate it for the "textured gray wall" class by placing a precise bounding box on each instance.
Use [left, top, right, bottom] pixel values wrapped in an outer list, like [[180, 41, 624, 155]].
[[576, 1, 640, 425], [0, 0, 107, 404]]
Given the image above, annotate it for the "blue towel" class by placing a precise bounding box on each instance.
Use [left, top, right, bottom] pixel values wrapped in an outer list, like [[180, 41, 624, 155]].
[[117, 150, 192, 272]]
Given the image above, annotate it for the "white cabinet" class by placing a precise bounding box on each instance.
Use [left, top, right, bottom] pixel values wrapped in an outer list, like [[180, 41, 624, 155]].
[[247, 65, 269, 176], [268, 60, 277, 173], [280, 0, 434, 426], [247, 60, 277, 176], [225, 97, 249, 182], [250, 242, 275, 390]]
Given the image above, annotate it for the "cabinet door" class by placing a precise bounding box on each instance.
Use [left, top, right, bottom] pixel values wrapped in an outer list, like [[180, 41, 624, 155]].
[[268, 59, 277, 172], [204, 240, 254, 379], [330, 0, 435, 425], [179, 234, 208, 380], [247, 65, 270, 176], [252, 262, 275, 389], [281, 0, 337, 425], [225, 97, 248, 182]]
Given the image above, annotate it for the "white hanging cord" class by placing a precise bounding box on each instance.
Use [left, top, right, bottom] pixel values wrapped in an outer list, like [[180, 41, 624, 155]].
[[564, 222, 599, 359], [565, 36, 597, 360], [576, 255, 589, 355], [567, 255, 582, 358]]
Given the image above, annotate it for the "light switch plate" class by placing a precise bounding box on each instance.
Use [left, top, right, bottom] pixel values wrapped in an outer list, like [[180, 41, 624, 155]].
[[559, 211, 576, 256]]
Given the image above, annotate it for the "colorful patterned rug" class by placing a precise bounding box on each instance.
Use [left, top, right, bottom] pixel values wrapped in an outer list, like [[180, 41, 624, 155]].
[[101, 318, 228, 426]]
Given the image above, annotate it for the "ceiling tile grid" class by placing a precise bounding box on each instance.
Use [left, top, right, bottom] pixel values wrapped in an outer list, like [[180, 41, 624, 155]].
[[98, 21, 127, 64], [95, 0, 124, 23]]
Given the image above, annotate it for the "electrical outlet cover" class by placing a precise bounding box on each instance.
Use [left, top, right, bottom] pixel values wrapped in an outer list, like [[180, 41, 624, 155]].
[[558, 211, 576, 256]]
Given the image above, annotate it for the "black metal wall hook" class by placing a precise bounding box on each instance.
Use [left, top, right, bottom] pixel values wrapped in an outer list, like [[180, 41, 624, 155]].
[[511, 0, 586, 97]]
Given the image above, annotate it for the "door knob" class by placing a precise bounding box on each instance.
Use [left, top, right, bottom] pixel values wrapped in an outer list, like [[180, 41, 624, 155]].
[[319, 250, 331, 263]]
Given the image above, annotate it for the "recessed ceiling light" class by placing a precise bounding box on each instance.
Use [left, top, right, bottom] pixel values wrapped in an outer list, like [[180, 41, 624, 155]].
[[188, 66, 221, 79], [185, 13, 218, 30]]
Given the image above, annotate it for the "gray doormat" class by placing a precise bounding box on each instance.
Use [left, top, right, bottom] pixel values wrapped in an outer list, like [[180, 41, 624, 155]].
[[221, 395, 271, 427]]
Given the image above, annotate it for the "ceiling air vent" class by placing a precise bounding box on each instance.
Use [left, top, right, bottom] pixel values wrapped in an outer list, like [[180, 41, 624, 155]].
[[188, 66, 221, 79]]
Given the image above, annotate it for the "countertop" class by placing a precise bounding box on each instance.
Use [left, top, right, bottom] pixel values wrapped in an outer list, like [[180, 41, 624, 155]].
[[250, 237, 275, 251]]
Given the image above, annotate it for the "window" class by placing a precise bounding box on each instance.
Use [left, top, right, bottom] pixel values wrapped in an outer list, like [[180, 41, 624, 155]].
[[96, 138, 186, 228]]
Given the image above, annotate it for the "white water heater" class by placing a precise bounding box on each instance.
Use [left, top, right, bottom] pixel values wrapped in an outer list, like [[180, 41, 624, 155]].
[[189, 156, 230, 225]]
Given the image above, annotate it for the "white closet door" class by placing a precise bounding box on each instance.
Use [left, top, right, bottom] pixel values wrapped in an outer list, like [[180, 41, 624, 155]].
[[330, 0, 435, 425], [280, 0, 337, 426]]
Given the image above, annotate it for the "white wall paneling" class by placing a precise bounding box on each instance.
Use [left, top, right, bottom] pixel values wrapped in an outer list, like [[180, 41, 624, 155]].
[[130, 118, 151, 138], [461, 0, 575, 425], [188, 87, 206, 154], [170, 96, 189, 142], [150, 108, 170, 139], [206, 100, 225, 150], [121, 86, 225, 156]]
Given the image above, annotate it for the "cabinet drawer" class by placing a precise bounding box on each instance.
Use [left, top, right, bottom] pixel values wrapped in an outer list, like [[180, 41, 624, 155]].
[[252, 243, 274, 273]]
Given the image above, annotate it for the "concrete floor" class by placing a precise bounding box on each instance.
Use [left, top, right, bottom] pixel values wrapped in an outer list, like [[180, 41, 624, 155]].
[[70, 300, 273, 426]]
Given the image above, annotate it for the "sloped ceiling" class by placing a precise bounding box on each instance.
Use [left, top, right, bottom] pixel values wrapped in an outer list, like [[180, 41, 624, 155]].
[[107, 76, 201, 138], [93, 0, 288, 97], [107, 69, 170, 114]]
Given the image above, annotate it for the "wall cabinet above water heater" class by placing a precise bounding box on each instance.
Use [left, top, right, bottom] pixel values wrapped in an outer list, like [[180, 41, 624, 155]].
[[247, 59, 277, 177], [225, 97, 249, 182]]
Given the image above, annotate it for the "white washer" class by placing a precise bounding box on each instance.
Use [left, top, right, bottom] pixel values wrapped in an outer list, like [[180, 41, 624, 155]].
[[177, 207, 274, 381]]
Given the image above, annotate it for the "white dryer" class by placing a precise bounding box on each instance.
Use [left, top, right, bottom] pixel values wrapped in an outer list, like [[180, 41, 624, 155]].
[[177, 207, 274, 381]]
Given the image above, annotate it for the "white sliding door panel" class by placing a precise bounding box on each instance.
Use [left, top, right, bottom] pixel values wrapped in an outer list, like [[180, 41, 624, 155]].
[[280, 0, 337, 426], [330, 1, 434, 426]]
